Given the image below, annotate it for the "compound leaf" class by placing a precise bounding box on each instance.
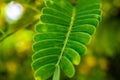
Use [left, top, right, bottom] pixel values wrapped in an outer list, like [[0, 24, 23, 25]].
[[32, 0, 102, 80]]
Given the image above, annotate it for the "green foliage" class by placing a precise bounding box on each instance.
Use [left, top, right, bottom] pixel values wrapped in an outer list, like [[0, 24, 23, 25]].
[[32, 0, 101, 80]]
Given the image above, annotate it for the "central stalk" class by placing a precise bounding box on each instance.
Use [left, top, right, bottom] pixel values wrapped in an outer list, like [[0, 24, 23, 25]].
[[56, 7, 76, 65]]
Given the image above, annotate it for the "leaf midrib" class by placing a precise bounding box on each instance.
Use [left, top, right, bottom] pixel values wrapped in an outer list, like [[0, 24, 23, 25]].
[[56, 7, 76, 65]]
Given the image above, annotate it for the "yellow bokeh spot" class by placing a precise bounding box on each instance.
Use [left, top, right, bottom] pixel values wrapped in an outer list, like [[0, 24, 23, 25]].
[[6, 61, 17, 74], [86, 56, 96, 68], [34, 14, 41, 20]]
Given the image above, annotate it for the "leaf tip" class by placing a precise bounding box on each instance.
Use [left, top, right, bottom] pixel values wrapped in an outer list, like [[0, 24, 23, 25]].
[[35, 77, 41, 80]]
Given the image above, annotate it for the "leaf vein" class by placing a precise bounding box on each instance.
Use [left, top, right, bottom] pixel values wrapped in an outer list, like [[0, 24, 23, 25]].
[[56, 7, 76, 65]]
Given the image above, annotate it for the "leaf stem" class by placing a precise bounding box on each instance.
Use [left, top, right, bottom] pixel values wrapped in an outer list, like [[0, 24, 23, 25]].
[[0, 19, 38, 42], [26, 4, 41, 13], [56, 7, 76, 65]]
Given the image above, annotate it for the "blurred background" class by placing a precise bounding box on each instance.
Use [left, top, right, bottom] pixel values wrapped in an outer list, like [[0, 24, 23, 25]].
[[0, 0, 120, 80]]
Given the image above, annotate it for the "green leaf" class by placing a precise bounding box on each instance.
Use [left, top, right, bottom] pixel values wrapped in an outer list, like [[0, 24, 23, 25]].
[[60, 56, 75, 78], [32, 0, 102, 80], [53, 65, 60, 80], [34, 63, 55, 80], [64, 48, 80, 65]]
